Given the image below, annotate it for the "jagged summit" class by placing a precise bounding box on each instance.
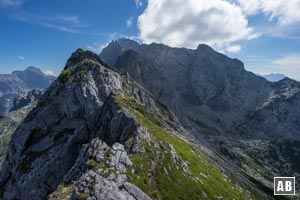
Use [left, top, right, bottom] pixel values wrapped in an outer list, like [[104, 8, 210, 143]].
[[100, 38, 270, 135], [65, 49, 110, 70]]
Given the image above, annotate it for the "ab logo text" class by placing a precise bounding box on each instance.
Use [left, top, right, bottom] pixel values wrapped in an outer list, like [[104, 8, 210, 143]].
[[274, 177, 295, 195]]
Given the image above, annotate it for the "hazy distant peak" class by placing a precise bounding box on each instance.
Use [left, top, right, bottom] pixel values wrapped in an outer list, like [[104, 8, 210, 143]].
[[262, 73, 286, 82], [12, 66, 44, 76], [25, 66, 42, 73], [276, 77, 297, 86]]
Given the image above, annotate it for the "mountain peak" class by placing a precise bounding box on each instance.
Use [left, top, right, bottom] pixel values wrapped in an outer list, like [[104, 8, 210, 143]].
[[65, 48, 107, 70], [279, 77, 295, 82], [116, 38, 140, 47], [12, 66, 43, 75], [196, 44, 214, 52], [271, 76, 299, 89], [24, 66, 42, 73]]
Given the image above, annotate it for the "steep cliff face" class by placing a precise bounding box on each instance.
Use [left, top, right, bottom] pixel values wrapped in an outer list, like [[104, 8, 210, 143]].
[[100, 39, 300, 140], [0, 67, 55, 115], [100, 39, 271, 137], [0, 50, 256, 200]]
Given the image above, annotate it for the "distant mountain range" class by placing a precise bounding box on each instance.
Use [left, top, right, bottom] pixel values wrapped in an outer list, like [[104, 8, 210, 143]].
[[262, 73, 286, 82], [0, 67, 56, 115]]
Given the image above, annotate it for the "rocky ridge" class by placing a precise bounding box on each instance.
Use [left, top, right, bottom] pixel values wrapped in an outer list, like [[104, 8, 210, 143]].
[[0, 49, 258, 199]]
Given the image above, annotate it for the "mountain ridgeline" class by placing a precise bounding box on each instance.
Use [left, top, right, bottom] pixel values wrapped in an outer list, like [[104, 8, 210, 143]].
[[100, 39, 300, 140], [0, 49, 258, 199], [100, 39, 300, 197]]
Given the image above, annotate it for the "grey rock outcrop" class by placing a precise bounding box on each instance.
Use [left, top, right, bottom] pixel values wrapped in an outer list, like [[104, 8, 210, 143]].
[[68, 139, 150, 200], [0, 49, 174, 200]]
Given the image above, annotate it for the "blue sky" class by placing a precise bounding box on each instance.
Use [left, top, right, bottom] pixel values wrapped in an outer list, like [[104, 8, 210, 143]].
[[0, 0, 300, 80]]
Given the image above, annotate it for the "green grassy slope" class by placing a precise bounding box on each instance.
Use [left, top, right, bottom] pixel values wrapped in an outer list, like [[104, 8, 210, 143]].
[[116, 92, 256, 200]]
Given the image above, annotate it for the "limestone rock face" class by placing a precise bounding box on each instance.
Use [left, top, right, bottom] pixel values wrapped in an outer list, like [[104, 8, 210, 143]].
[[100, 39, 300, 139]]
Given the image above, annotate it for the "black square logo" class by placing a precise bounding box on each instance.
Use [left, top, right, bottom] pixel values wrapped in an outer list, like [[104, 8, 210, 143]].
[[274, 177, 295, 195]]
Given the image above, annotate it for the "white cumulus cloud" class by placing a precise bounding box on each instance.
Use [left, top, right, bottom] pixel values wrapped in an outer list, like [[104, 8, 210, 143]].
[[236, 0, 300, 25], [18, 56, 25, 60], [226, 45, 242, 53], [138, 0, 259, 50], [43, 70, 57, 76]]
